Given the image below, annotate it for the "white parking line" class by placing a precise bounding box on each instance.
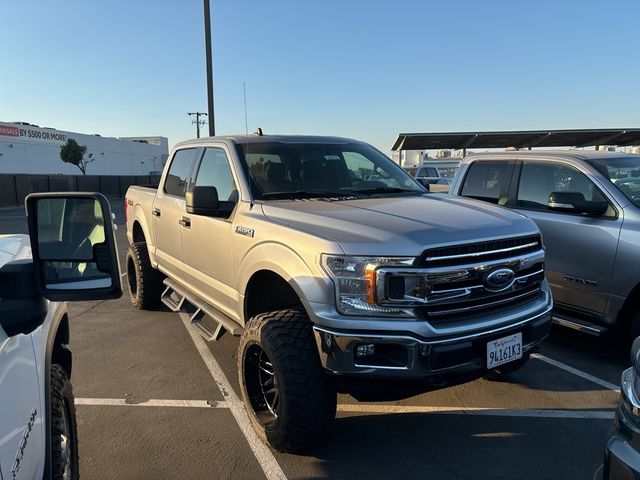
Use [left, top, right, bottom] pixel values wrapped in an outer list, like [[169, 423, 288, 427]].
[[532, 353, 620, 393], [75, 397, 615, 420], [76, 398, 229, 408], [178, 312, 288, 480], [337, 404, 614, 419]]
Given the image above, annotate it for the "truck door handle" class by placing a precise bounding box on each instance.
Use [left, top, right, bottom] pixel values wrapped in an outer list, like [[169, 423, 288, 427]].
[[179, 217, 191, 228], [152, 208, 161, 217]]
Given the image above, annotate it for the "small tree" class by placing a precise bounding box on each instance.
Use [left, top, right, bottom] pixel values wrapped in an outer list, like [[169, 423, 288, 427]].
[[59, 138, 92, 175]]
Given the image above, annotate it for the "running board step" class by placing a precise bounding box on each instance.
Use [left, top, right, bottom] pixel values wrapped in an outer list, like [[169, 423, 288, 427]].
[[161, 279, 243, 341], [553, 315, 609, 336]]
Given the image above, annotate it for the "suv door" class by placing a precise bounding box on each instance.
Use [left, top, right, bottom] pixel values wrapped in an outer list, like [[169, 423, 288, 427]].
[[0, 330, 43, 479], [152, 148, 198, 282], [509, 160, 623, 318], [180, 146, 239, 318]]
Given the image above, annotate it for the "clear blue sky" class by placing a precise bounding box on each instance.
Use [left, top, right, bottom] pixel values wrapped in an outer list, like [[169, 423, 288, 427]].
[[2, 0, 639, 153]]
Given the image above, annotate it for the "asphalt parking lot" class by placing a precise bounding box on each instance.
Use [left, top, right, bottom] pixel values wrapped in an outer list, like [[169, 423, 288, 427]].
[[0, 201, 630, 480]]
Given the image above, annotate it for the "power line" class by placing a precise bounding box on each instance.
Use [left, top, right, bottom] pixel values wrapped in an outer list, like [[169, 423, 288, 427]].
[[187, 112, 208, 138]]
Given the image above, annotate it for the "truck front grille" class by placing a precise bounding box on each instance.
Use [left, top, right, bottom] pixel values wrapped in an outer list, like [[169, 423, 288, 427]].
[[414, 235, 545, 324], [417, 235, 542, 268]]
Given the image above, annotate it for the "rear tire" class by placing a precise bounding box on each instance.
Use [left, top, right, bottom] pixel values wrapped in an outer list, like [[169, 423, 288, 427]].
[[50, 364, 79, 480], [126, 242, 164, 310], [238, 309, 336, 452]]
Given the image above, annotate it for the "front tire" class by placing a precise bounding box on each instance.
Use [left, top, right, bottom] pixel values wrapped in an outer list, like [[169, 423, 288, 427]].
[[126, 242, 165, 310], [238, 309, 336, 452], [50, 364, 79, 480]]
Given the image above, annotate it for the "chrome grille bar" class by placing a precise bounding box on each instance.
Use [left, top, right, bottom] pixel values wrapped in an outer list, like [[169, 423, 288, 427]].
[[425, 241, 540, 263]]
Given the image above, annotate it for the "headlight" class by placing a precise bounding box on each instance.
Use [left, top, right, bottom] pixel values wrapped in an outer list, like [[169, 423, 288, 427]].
[[321, 254, 415, 317]]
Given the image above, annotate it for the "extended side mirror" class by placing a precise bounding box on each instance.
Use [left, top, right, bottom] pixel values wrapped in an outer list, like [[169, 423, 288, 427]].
[[548, 191, 609, 216], [25, 192, 122, 301], [186, 186, 235, 217]]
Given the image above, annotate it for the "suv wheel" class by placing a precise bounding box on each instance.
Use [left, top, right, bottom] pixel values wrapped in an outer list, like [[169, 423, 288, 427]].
[[126, 242, 165, 310], [238, 309, 336, 452], [50, 364, 78, 480]]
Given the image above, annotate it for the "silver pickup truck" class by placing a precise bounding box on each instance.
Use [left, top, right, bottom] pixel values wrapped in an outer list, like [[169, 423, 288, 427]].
[[450, 150, 640, 341], [125, 134, 553, 451]]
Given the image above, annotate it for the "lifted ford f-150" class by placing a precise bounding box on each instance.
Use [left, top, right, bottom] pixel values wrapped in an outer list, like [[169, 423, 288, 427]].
[[125, 134, 553, 451]]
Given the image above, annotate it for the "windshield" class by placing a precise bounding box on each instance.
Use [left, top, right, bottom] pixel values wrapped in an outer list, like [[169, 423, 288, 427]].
[[586, 156, 640, 207], [235, 141, 426, 200]]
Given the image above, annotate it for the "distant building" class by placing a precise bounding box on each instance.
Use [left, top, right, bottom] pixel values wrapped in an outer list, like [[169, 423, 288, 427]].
[[0, 121, 168, 175]]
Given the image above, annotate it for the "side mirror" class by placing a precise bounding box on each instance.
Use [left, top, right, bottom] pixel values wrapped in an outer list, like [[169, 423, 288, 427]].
[[548, 191, 609, 216], [186, 186, 219, 215], [186, 186, 235, 217], [26, 192, 122, 301]]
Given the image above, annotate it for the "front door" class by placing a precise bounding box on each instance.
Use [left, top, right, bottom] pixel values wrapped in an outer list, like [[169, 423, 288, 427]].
[[180, 146, 239, 319], [510, 161, 623, 316]]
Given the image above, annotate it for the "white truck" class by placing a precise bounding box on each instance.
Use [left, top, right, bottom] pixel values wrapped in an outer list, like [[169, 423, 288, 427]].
[[0, 193, 121, 480]]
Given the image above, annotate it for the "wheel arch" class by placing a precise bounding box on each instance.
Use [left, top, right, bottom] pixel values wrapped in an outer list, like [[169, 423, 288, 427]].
[[244, 270, 305, 321], [239, 243, 332, 323], [43, 306, 72, 479], [618, 280, 640, 330], [132, 219, 146, 243]]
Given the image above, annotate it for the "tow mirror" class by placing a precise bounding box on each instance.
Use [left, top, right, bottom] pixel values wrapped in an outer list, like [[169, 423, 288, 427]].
[[548, 191, 609, 216], [25, 192, 122, 301], [186, 186, 235, 218]]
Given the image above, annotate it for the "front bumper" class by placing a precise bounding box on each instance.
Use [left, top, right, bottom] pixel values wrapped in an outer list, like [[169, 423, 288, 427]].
[[603, 369, 640, 479], [312, 305, 552, 380]]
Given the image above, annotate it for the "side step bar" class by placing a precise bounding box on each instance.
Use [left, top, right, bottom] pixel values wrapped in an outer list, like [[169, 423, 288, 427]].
[[552, 315, 608, 336], [161, 278, 243, 341]]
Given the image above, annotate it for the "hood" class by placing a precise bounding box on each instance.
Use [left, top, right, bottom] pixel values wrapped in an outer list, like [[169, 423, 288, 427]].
[[0, 234, 32, 269], [261, 194, 539, 256]]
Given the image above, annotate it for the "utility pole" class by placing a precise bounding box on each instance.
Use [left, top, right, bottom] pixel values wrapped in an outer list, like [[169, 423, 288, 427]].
[[187, 112, 208, 138], [204, 0, 215, 136]]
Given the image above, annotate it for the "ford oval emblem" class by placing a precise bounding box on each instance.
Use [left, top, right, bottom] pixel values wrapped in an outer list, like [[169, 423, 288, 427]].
[[483, 268, 516, 292]]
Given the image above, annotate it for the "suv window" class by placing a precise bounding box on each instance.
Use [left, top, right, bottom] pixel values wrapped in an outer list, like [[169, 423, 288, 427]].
[[417, 167, 438, 177], [516, 162, 611, 213], [460, 161, 511, 204], [194, 148, 237, 202], [164, 149, 196, 197]]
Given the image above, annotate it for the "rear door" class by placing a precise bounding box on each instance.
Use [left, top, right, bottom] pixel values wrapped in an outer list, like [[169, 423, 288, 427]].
[[458, 160, 516, 206], [152, 148, 198, 281], [508, 160, 623, 317]]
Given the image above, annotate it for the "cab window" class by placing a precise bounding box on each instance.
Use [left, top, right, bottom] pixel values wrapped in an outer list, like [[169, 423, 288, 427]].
[[164, 149, 197, 197], [516, 162, 614, 216], [194, 148, 238, 202], [460, 161, 511, 204]]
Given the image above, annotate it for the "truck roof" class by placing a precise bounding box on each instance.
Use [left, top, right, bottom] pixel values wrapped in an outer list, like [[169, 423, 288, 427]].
[[174, 134, 363, 149], [463, 150, 640, 163]]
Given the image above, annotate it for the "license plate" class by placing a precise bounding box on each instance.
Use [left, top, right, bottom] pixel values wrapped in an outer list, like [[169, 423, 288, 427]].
[[486, 333, 523, 369]]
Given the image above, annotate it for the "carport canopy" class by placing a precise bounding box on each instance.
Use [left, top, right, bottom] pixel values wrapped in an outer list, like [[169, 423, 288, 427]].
[[391, 128, 640, 151]]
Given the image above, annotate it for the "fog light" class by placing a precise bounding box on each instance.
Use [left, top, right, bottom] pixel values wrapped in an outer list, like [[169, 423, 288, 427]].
[[356, 343, 375, 357]]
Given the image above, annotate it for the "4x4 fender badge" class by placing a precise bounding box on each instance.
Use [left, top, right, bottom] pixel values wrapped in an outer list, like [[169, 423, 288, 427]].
[[235, 226, 255, 238], [11, 408, 37, 479]]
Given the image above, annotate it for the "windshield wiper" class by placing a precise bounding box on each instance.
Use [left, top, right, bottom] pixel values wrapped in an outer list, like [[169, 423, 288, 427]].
[[350, 186, 424, 196], [260, 190, 362, 200]]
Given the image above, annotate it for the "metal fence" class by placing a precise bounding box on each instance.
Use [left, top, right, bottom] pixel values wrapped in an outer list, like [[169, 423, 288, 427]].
[[0, 174, 161, 207]]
